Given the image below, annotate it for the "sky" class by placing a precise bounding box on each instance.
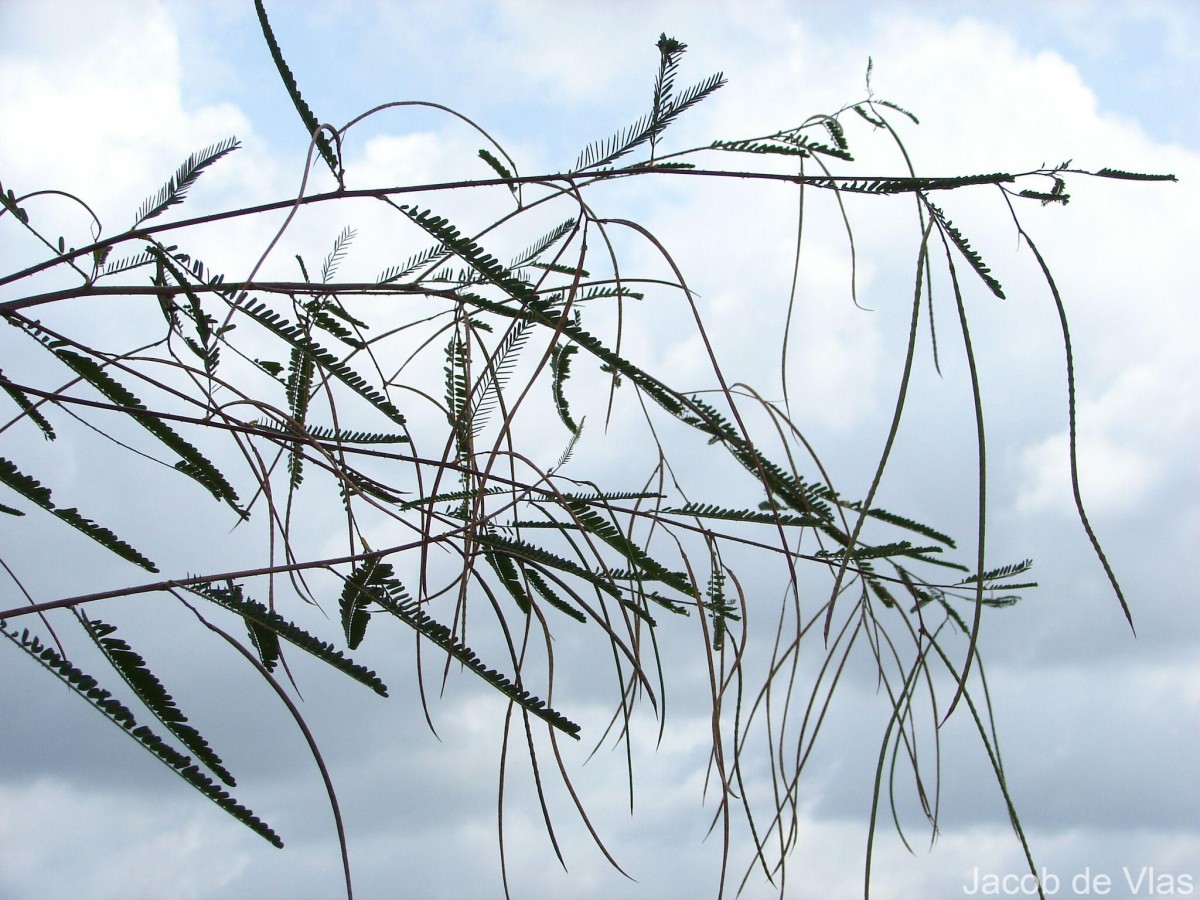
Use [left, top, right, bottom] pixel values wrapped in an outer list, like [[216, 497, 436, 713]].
[[1, 2, 1198, 899]]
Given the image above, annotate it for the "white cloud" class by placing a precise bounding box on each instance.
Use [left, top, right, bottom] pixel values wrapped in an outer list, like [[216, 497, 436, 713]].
[[0, 1, 252, 228], [1015, 429, 1158, 518], [0, 779, 251, 900], [1015, 357, 1200, 519]]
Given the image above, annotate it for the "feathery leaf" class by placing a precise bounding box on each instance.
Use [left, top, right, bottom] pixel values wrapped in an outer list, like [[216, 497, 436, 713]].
[[573, 34, 724, 171], [46, 342, 244, 516], [665, 502, 824, 528], [188, 581, 388, 696], [510, 218, 576, 269], [134, 137, 240, 226], [82, 615, 237, 786], [1, 621, 280, 846], [351, 563, 582, 738], [0, 456, 157, 571], [1093, 168, 1177, 182], [240, 299, 407, 428], [0, 369, 56, 440], [565, 498, 696, 597], [550, 343, 580, 433], [253, 0, 339, 179], [926, 199, 1006, 299], [339, 559, 383, 650], [478, 148, 519, 200]]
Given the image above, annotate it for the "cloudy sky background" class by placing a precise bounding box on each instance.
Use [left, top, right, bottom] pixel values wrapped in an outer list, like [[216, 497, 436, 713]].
[[1, 1, 1197, 898]]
